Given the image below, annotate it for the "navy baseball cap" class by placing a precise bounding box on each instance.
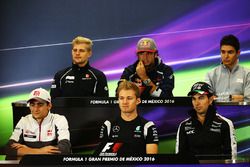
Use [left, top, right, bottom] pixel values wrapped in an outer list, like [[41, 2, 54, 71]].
[[188, 82, 214, 96]]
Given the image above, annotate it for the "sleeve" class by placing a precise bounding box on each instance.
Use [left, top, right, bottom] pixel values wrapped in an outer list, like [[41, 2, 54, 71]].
[[153, 66, 174, 98], [120, 67, 133, 81], [50, 72, 62, 100], [175, 122, 189, 154], [222, 120, 237, 159], [205, 69, 217, 95], [96, 72, 109, 97], [116, 67, 133, 95], [204, 71, 212, 87], [9, 118, 25, 142], [145, 121, 159, 144], [94, 120, 110, 155], [55, 115, 71, 154], [5, 118, 25, 159], [243, 70, 250, 99], [5, 140, 18, 160]]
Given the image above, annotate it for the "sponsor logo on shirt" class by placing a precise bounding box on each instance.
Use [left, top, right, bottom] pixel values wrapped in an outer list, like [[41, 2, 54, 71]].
[[112, 126, 120, 133], [65, 76, 75, 84], [134, 126, 142, 138], [66, 76, 75, 80], [51, 84, 56, 88], [82, 73, 92, 80], [47, 130, 53, 136], [210, 128, 221, 133], [185, 126, 195, 131], [25, 129, 35, 134], [99, 125, 105, 138], [186, 130, 195, 134], [236, 78, 243, 83], [134, 126, 141, 133], [24, 129, 37, 138], [24, 134, 37, 138]]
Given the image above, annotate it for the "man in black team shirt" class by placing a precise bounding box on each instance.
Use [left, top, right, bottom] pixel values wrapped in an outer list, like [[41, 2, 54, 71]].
[[175, 82, 237, 159], [119, 37, 174, 98], [50, 36, 109, 99], [96, 80, 159, 156]]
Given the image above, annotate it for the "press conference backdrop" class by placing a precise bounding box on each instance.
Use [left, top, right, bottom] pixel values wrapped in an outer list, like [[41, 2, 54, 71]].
[[0, 0, 250, 158]]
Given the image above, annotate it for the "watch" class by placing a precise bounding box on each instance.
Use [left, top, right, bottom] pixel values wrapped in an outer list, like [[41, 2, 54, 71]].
[[143, 78, 151, 86]]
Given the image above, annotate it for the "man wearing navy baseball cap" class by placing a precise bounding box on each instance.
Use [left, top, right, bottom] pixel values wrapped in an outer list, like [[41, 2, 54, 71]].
[[176, 82, 237, 159], [187, 81, 214, 96]]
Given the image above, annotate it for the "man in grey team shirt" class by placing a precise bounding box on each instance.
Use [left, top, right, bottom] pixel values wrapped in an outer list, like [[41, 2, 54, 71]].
[[205, 34, 250, 101]]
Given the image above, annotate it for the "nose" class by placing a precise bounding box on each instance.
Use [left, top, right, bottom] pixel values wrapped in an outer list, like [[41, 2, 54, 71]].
[[122, 98, 128, 104], [193, 99, 200, 106], [32, 105, 40, 112], [223, 52, 229, 58]]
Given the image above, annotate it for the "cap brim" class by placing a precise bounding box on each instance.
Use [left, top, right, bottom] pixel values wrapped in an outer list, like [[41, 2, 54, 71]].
[[136, 50, 157, 53], [187, 90, 208, 96], [27, 97, 49, 103]]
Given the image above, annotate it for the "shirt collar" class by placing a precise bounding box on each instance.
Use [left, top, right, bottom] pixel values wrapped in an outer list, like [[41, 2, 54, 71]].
[[221, 60, 239, 72]]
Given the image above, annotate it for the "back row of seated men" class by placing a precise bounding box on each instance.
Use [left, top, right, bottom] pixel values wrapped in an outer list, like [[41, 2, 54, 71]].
[[50, 34, 250, 101]]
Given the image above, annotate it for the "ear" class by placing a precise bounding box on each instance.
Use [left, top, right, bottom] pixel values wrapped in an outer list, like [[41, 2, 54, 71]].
[[209, 96, 215, 105], [154, 52, 158, 58], [237, 50, 240, 57], [136, 98, 141, 105], [88, 50, 92, 58], [48, 103, 52, 110]]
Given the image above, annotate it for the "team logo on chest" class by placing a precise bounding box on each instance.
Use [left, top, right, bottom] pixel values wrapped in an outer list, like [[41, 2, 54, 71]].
[[85, 74, 90, 78], [82, 73, 92, 80], [65, 76, 75, 84], [47, 130, 53, 136], [134, 126, 142, 138], [112, 126, 120, 133], [112, 125, 120, 138]]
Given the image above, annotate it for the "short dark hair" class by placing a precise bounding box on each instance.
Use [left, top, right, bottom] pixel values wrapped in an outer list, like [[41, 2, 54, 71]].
[[220, 34, 240, 51], [116, 80, 140, 98]]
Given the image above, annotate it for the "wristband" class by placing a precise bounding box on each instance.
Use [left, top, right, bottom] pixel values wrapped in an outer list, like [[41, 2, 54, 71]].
[[143, 78, 151, 86]]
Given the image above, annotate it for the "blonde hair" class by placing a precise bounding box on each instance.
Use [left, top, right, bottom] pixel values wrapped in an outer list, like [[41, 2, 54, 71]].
[[72, 36, 93, 50], [116, 80, 140, 98]]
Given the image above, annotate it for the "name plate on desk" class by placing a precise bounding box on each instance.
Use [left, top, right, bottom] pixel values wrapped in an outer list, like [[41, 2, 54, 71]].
[[51, 97, 192, 107]]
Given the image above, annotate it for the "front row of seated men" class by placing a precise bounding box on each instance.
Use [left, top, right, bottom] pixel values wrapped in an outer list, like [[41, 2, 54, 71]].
[[5, 80, 237, 160], [50, 34, 250, 101]]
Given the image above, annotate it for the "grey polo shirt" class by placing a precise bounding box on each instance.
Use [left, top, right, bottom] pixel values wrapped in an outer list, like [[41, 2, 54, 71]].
[[205, 62, 250, 100]]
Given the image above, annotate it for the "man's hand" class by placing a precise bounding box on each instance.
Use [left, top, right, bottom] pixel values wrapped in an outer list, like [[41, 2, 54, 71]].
[[11, 143, 28, 149], [11, 143, 61, 155], [231, 95, 244, 102], [39, 146, 61, 154], [136, 61, 148, 80]]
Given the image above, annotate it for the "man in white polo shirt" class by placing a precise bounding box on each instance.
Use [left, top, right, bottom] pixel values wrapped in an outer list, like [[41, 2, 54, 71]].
[[5, 88, 71, 159]]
